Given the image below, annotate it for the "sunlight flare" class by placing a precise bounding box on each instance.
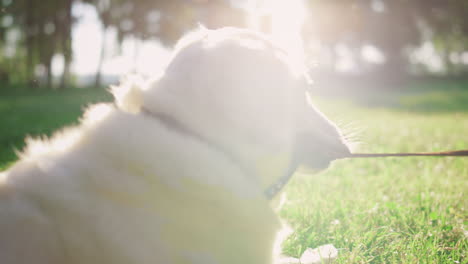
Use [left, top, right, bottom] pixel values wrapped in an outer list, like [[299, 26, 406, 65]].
[[247, 0, 307, 62]]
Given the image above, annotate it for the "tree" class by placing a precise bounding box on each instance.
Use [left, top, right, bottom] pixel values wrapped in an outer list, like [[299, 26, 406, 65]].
[[301, 0, 468, 76], [5, 0, 76, 88]]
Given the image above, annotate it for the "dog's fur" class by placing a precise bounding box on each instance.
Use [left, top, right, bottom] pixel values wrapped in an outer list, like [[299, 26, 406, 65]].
[[0, 28, 349, 264]]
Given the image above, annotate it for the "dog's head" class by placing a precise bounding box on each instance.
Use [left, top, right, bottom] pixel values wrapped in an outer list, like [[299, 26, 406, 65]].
[[115, 27, 350, 191]]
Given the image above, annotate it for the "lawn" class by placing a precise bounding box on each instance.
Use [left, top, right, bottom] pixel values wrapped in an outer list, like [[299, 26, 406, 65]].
[[0, 88, 113, 169], [0, 81, 467, 263], [282, 80, 468, 263]]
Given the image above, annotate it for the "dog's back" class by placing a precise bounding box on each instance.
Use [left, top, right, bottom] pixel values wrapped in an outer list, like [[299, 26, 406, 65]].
[[0, 105, 280, 264]]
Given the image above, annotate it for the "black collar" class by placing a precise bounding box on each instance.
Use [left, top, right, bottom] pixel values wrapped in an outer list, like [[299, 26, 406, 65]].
[[264, 161, 298, 199], [140, 107, 296, 200]]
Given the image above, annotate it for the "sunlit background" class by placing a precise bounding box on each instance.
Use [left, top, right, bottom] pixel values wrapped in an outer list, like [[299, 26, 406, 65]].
[[2, 0, 468, 88], [71, 0, 308, 80]]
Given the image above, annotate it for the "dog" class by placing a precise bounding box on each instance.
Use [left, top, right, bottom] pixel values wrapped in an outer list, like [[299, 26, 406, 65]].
[[0, 27, 349, 264]]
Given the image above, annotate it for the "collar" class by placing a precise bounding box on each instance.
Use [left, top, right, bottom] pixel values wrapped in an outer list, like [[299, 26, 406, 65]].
[[140, 107, 295, 200], [263, 161, 298, 199]]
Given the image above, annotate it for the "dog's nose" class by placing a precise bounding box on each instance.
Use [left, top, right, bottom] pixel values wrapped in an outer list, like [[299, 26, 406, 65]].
[[294, 132, 350, 170]]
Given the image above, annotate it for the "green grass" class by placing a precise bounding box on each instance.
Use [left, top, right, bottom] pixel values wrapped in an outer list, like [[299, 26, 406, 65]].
[[0, 88, 112, 169], [281, 83, 468, 263], [0, 82, 467, 263]]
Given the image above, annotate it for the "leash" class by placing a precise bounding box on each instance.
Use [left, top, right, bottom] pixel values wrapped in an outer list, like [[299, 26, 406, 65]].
[[264, 149, 468, 199], [347, 150, 468, 158]]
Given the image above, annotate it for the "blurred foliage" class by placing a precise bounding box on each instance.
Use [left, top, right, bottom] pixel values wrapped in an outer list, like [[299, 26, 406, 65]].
[[2, 0, 73, 88], [0, 0, 246, 88], [0, 0, 467, 90], [302, 0, 468, 75]]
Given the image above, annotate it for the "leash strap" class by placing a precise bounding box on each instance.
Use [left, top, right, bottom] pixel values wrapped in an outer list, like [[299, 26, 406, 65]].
[[349, 150, 468, 158]]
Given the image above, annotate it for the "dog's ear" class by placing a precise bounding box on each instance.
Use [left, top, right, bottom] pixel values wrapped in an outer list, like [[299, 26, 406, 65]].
[[111, 76, 145, 114]]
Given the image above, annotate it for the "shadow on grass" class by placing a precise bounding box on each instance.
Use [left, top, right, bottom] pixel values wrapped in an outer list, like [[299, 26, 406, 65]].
[[313, 78, 468, 113], [398, 89, 468, 113]]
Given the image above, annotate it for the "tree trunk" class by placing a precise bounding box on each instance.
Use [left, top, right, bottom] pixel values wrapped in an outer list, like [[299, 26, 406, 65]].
[[441, 35, 458, 76], [380, 47, 408, 83], [61, 56, 71, 89], [95, 25, 107, 88], [45, 57, 53, 89], [25, 0, 36, 87], [59, 0, 73, 89]]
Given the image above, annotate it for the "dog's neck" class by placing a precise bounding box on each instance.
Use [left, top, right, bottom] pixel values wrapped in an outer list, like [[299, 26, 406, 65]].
[[140, 107, 295, 199]]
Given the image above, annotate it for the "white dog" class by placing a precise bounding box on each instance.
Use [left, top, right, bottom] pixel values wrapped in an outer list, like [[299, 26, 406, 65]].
[[0, 28, 349, 264]]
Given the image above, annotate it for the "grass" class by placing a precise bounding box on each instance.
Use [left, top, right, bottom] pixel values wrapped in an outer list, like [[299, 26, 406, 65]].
[[0, 88, 112, 169], [0, 82, 467, 263], [281, 81, 468, 263]]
